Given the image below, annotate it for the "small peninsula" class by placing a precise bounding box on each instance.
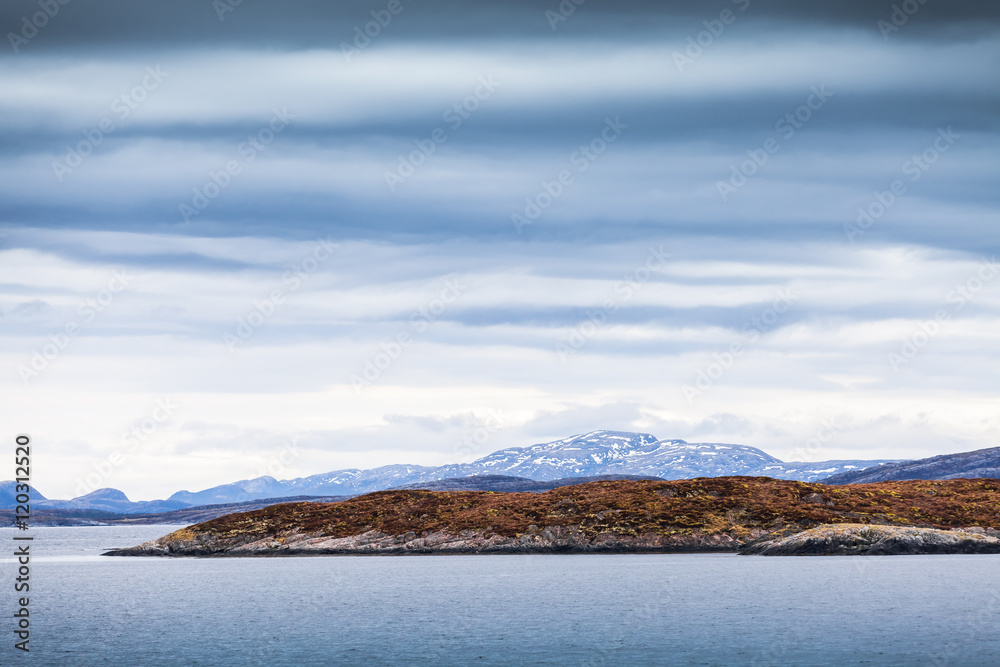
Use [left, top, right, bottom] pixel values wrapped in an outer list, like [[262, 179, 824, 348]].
[[103, 477, 1000, 557]]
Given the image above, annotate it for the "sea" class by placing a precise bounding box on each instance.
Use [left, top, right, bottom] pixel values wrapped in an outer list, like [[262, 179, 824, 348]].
[[1, 525, 998, 666]]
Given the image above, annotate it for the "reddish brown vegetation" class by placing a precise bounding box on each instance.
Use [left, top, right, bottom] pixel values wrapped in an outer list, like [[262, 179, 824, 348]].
[[187, 477, 1000, 542]]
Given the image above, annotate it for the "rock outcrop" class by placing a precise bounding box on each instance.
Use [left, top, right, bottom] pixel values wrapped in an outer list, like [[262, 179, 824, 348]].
[[740, 523, 1000, 556], [105, 524, 756, 557]]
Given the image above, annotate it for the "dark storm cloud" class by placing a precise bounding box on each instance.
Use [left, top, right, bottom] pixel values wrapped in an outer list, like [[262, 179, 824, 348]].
[[1, 0, 995, 253], [0, 40, 993, 252]]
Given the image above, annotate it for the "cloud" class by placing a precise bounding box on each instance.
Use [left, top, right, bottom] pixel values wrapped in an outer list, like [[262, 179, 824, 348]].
[[2, 0, 998, 499], [8, 299, 52, 318], [382, 412, 484, 432], [4, 0, 998, 55], [690, 413, 755, 438], [519, 402, 650, 438]]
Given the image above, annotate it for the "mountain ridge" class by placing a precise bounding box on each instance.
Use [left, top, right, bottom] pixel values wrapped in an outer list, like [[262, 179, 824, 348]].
[[3, 430, 898, 513], [161, 430, 897, 506], [821, 446, 1000, 485]]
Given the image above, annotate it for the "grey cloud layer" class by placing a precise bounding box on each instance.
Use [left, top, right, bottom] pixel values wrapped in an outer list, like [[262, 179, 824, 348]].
[[4, 0, 998, 51], [2, 1, 999, 497], [1, 35, 998, 253]]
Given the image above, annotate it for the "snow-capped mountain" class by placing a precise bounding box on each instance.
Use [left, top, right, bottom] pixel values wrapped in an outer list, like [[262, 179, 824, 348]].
[[457, 431, 672, 478], [443, 432, 781, 480], [167, 464, 440, 506], [163, 430, 898, 505]]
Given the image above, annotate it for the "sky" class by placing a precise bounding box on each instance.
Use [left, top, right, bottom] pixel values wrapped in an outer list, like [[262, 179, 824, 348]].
[[1, 0, 998, 500]]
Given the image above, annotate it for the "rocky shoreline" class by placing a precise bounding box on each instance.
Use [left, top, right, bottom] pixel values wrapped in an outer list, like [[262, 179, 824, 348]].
[[104, 524, 758, 557], [104, 522, 1000, 557]]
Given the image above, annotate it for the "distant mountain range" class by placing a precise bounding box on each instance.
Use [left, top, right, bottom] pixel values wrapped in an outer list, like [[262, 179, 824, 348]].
[[0, 485, 189, 514], [2, 430, 900, 514], [162, 431, 896, 505], [820, 446, 1000, 484], [0, 495, 349, 527]]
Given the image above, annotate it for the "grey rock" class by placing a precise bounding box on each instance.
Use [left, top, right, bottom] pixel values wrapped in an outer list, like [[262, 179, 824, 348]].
[[741, 523, 1000, 556]]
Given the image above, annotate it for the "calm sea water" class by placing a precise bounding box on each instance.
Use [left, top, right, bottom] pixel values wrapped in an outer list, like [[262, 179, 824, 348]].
[[1, 525, 999, 666]]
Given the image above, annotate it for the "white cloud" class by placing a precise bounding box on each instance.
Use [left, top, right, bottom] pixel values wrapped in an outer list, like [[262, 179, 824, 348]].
[[2, 229, 998, 498]]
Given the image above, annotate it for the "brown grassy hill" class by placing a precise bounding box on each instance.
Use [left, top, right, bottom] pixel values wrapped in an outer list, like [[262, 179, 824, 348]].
[[105, 477, 1000, 557]]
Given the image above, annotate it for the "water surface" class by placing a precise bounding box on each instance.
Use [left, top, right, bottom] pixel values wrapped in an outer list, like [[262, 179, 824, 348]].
[[1, 526, 998, 666]]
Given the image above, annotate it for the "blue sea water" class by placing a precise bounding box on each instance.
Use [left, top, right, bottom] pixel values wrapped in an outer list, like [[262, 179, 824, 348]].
[[1, 525, 999, 666]]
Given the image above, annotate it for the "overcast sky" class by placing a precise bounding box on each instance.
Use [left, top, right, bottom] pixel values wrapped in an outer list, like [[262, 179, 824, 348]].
[[2, 0, 998, 500]]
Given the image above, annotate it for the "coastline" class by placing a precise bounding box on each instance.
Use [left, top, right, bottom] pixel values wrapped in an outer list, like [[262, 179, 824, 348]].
[[104, 523, 1000, 558]]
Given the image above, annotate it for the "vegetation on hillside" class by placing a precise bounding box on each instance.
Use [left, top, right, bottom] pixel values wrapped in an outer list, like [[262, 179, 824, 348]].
[[182, 477, 1000, 543]]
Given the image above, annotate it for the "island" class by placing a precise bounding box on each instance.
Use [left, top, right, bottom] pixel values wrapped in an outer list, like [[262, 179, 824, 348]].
[[103, 477, 1000, 557]]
